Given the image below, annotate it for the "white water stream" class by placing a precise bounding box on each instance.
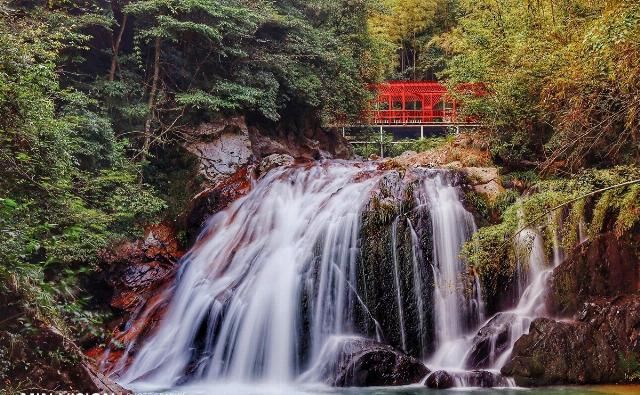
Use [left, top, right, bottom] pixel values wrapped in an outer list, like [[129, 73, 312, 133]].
[[118, 162, 382, 388], [108, 161, 565, 391]]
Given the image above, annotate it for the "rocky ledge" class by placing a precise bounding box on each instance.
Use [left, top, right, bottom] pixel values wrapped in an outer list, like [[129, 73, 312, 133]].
[[503, 295, 640, 386], [302, 337, 429, 387], [502, 229, 640, 386]]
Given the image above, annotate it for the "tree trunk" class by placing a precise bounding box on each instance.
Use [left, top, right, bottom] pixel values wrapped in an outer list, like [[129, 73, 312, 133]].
[[109, 14, 128, 82], [141, 37, 161, 161]]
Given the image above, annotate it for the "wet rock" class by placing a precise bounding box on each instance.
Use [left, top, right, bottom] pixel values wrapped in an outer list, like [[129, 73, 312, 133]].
[[426, 370, 455, 389], [547, 231, 640, 317], [466, 370, 511, 387], [258, 153, 295, 176], [186, 165, 254, 241], [357, 170, 436, 358], [502, 295, 640, 386], [305, 337, 429, 387], [102, 223, 183, 314], [93, 223, 184, 374], [465, 312, 517, 369]]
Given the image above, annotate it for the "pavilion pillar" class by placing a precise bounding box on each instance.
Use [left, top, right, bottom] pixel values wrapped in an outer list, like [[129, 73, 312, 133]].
[[379, 125, 384, 158]]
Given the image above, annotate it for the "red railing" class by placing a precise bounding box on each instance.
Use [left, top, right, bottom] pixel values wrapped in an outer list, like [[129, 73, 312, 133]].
[[368, 81, 459, 124]]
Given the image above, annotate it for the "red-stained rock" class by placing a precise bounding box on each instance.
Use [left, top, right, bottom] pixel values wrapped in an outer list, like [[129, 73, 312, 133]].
[[92, 223, 184, 375], [101, 223, 183, 313], [186, 165, 255, 242]]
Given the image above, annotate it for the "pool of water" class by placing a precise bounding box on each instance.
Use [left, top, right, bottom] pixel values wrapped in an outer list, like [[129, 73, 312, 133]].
[[139, 383, 640, 395]]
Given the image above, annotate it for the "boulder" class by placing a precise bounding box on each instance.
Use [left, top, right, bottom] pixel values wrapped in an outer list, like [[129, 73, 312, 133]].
[[547, 231, 640, 317], [185, 117, 254, 185], [425, 370, 455, 389], [502, 295, 640, 386], [465, 312, 517, 369], [258, 153, 295, 176], [461, 167, 504, 200], [303, 336, 429, 387]]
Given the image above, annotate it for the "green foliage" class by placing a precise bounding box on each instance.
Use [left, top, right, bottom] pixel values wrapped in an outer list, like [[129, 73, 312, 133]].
[[462, 166, 640, 302], [369, 0, 460, 79], [0, 3, 382, 377], [0, 4, 164, 353], [441, 0, 640, 169], [352, 131, 452, 158]]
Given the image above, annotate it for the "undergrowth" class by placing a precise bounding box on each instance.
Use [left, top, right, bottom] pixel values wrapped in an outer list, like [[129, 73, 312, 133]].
[[462, 166, 640, 300]]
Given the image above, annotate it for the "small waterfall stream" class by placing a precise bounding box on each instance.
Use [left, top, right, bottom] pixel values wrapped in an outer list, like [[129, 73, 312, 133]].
[[422, 174, 479, 368], [390, 217, 407, 352]]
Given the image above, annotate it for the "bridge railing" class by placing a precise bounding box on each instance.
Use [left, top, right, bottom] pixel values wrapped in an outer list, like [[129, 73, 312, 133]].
[[370, 109, 457, 124]]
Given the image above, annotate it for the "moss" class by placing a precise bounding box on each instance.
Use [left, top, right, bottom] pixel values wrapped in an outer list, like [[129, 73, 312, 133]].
[[461, 165, 640, 314], [464, 190, 491, 225], [357, 176, 436, 358], [618, 352, 640, 383]]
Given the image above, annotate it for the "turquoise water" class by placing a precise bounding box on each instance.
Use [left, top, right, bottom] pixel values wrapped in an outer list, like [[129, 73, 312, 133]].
[[151, 382, 640, 395]]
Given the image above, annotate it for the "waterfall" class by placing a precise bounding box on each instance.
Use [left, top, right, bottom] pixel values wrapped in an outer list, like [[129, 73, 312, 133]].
[[390, 217, 407, 351], [488, 221, 564, 369], [422, 173, 478, 368], [460, 216, 565, 373], [118, 162, 382, 388], [108, 163, 519, 391], [407, 219, 427, 357]]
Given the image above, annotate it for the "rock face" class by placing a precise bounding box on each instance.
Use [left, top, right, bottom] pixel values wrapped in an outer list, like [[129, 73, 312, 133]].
[[547, 231, 640, 317], [101, 223, 183, 314], [185, 114, 352, 187], [357, 170, 436, 359], [186, 165, 254, 242], [305, 337, 429, 387], [92, 223, 184, 374], [185, 117, 253, 186], [183, 114, 352, 238], [503, 296, 640, 386], [502, 229, 640, 386]]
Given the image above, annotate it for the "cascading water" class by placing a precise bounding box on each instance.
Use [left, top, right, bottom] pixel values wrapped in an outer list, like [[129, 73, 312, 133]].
[[421, 174, 480, 368], [459, 217, 565, 374], [118, 162, 383, 388], [407, 219, 427, 355], [106, 160, 563, 392], [390, 217, 407, 352]]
